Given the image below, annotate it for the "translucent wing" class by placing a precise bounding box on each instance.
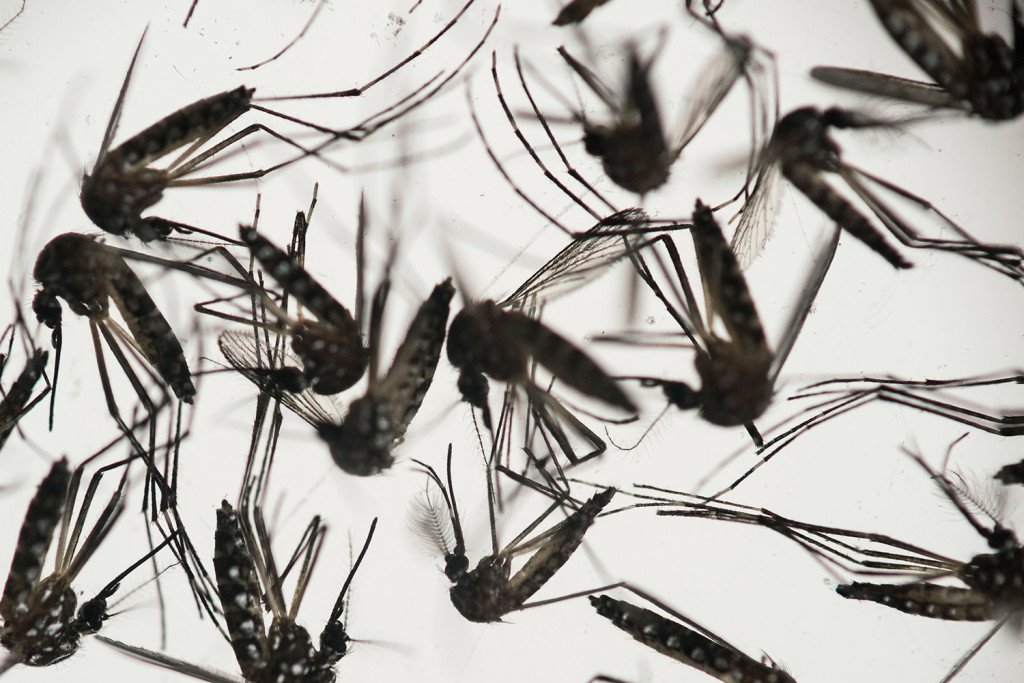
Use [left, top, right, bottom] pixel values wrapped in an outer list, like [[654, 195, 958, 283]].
[[730, 163, 781, 270]]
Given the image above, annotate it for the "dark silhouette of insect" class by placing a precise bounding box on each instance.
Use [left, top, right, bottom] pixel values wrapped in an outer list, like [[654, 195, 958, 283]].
[[0, 308, 50, 453], [100, 501, 377, 683], [514, 19, 775, 200], [0, 453, 178, 674], [412, 445, 615, 623], [642, 448, 1024, 681], [811, 0, 1024, 121], [609, 199, 838, 448], [730, 105, 1024, 279], [219, 219, 455, 476], [32, 232, 195, 472], [84, 5, 499, 244], [995, 458, 1024, 485], [589, 584, 795, 683]]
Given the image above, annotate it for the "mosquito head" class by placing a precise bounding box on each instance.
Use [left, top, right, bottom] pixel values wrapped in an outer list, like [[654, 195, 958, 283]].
[[771, 106, 839, 171], [987, 523, 1019, 551]]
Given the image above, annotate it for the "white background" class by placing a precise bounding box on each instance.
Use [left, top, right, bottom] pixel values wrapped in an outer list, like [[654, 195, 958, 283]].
[[0, 0, 1022, 681]]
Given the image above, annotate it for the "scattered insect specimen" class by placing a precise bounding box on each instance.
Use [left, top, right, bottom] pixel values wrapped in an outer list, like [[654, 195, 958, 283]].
[[811, 0, 1024, 121], [638, 447, 1024, 681], [610, 199, 838, 448], [731, 105, 1024, 278], [100, 500, 378, 683], [0, 453, 178, 674], [590, 584, 796, 683], [84, 2, 499, 244], [413, 445, 616, 623], [446, 234, 638, 464], [0, 308, 50, 453]]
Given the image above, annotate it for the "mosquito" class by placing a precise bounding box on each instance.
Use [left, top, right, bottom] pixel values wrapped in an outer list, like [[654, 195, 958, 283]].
[[589, 584, 796, 683], [605, 199, 839, 449], [0, 449, 179, 674], [84, 4, 499, 244], [730, 105, 1024, 279], [636, 448, 1024, 681], [99, 499, 377, 683], [530, 16, 775, 199], [811, 0, 1024, 121], [412, 445, 616, 623]]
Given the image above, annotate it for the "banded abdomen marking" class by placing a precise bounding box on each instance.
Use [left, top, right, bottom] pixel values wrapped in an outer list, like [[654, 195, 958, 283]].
[[214, 501, 268, 680], [0, 459, 70, 623], [867, 0, 967, 95], [784, 163, 911, 269]]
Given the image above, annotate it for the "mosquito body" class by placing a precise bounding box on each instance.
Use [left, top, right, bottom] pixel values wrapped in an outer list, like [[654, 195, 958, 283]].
[[0, 456, 176, 673], [590, 587, 796, 683], [101, 501, 377, 683], [731, 105, 1024, 279], [811, 0, 1024, 121], [552, 0, 611, 25], [551, 22, 774, 198], [238, 225, 369, 396], [615, 199, 837, 447], [415, 447, 615, 623], [33, 232, 195, 404]]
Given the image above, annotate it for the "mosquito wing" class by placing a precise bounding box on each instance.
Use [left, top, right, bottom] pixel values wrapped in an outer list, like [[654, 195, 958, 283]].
[[730, 162, 781, 270], [810, 66, 964, 109], [217, 329, 343, 428], [502, 209, 650, 307], [96, 636, 244, 683]]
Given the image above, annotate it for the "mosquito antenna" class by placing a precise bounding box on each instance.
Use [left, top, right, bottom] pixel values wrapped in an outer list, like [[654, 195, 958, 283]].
[[288, 517, 326, 621], [328, 517, 378, 624]]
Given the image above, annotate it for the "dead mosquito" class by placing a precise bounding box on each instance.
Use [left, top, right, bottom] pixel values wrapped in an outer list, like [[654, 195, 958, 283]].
[[605, 199, 839, 449], [811, 0, 1024, 121], [84, 4, 499, 244], [635, 446, 1024, 681], [101, 500, 378, 683], [0, 449, 179, 674], [529, 15, 775, 199], [730, 105, 1024, 280], [589, 584, 795, 683], [412, 444, 616, 623], [722, 371, 1024, 495]]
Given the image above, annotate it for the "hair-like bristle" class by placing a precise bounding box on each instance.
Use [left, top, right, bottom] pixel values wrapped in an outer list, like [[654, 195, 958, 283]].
[[408, 488, 455, 558]]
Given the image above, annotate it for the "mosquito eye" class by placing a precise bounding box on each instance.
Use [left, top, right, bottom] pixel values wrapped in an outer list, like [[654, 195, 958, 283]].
[[445, 553, 469, 580]]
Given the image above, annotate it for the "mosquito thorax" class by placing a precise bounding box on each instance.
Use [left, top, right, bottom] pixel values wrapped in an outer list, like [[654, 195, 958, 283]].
[[447, 303, 524, 381], [963, 35, 1024, 120], [318, 620, 350, 664]]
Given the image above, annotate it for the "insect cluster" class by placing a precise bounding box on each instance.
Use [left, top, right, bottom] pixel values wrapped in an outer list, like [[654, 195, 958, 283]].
[[1, 0, 1022, 681]]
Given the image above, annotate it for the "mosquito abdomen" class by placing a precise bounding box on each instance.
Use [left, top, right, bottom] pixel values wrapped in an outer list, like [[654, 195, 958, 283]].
[[0, 459, 70, 624], [214, 501, 269, 680], [590, 595, 796, 683], [837, 581, 995, 621], [867, 0, 967, 96], [784, 163, 911, 269]]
